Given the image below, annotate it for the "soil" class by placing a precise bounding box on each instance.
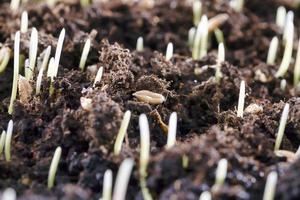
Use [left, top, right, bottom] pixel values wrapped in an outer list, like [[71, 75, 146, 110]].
[[0, 0, 300, 199]]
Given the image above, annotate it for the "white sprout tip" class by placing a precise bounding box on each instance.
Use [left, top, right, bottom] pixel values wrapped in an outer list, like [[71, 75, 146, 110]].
[[10, 0, 21, 11], [166, 112, 177, 149], [215, 158, 228, 186], [165, 42, 174, 61], [218, 42, 225, 63], [102, 169, 113, 200], [199, 191, 212, 200], [79, 38, 91, 71], [276, 6, 286, 28], [2, 188, 17, 200], [93, 67, 104, 87], [274, 103, 290, 151], [193, 0, 202, 26], [21, 11, 28, 33], [280, 79, 287, 91], [112, 158, 134, 200], [5, 120, 13, 162], [266, 37, 279, 65], [48, 146, 62, 189], [136, 37, 144, 52], [263, 171, 278, 200], [139, 114, 150, 175], [237, 80, 246, 118]]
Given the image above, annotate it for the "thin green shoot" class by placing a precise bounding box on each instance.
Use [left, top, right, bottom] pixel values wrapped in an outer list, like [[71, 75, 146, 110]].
[[165, 42, 173, 61], [214, 28, 224, 44], [0, 131, 6, 154], [54, 28, 65, 76], [215, 158, 228, 186], [199, 191, 212, 200], [262, 171, 278, 200], [2, 188, 17, 200], [93, 67, 104, 87], [102, 169, 113, 200], [79, 38, 91, 71], [136, 37, 144, 52], [266, 37, 279, 65], [166, 112, 177, 149], [8, 31, 20, 115], [193, 0, 202, 26], [188, 27, 196, 50], [293, 40, 300, 86], [0, 47, 11, 73], [10, 0, 20, 11], [276, 6, 286, 29], [26, 27, 38, 80], [280, 79, 287, 91], [21, 11, 28, 33], [112, 158, 134, 200], [237, 80, 245, 118], [114, 111, 131, 156], [274, 103, 290, 151], [5, 120, 13, 162], [48, 146, 62, 189]]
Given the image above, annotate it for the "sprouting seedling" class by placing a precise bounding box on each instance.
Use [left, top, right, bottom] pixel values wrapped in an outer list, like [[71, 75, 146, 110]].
[[193, 0, 202, 26], [54, 28, 65, 76], [25, 27, 38, 80], [8, 31, 20, 115], [0, 131, 6, 154], [165, 42, 173, 61], [112, 158, 134, 200], [237, 80, 246, 118], [293, 40, 300, 86], [215, 158, 228, 186], [114, 111, 131, 156], [93, 67, 103, 87], [102, 169, 113, 200], [0, 47, 11, 73], [214, 28, 225, 44], [280, 79, 287, 91], [188, 27, 196, 50], [215, 43, 225, 83], [41, 46, 52, 71], [192, 15, 208, 60], [276, 6, 286, 29], [80, 0, 90, 7], [166, 112, 177, 149], [79, 38, 91, 71], [283, 11, 294, 43], [48, 146, 62, 189], [262, 171, 278, 200], [274, 103, 290, 151], [199, 191, 212, 200], [5, 120, 13, 162], [10, 0, 20, 11], [139, 114, 150, 177], [266, 37, 279, 65], [230, 0, 244, 12], [20, 11, 28, 33], [136, 37, 144, 52], [2, 188, 17, 200]]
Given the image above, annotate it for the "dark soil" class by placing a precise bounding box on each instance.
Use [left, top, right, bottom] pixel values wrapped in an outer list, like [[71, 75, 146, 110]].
[[0, 0, 300, 199]]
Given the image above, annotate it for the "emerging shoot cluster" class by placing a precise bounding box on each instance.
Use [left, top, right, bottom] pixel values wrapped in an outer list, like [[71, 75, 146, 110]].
[[274, 103, 289, 151]]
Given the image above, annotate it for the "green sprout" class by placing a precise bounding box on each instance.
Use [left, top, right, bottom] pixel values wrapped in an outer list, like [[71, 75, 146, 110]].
[[188, 27, 196, 50], [0, 131, 6, 154], [274, 103, 290, 151], [215, 42, 225, 84], [237, 80, 245, 118], [136, 37, 144, 52], [20, 11, 28, 33], [93, 67, 103, 87], [114, 110, 131, 156], [0, 47, 11, 73], [8, 31, 20, 115], [10, 0, 20, 11], [214, 28, 225, 44], [215, 158, 228, 186], [193, 0, 202, 26], [2, 188, 17, 200], [293, 40, 300, 86], [112, 158, 134, 200], [266, 37, 279, 65], [276, 6, 286, 29], [166, 112, 177, 149], [192, 15, 208, 60], [230, 0, 244, 12], [102, 169, 113, 200], [5, 120, 13, 162], [79, 38, 91, 71], [262, 171, 278, 200], [25, 28, 38, 80], [48, 146, 62, 189], [199, 191, 212, 200], [80, 0, 90, 7], [165, 42, 173, 61]]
